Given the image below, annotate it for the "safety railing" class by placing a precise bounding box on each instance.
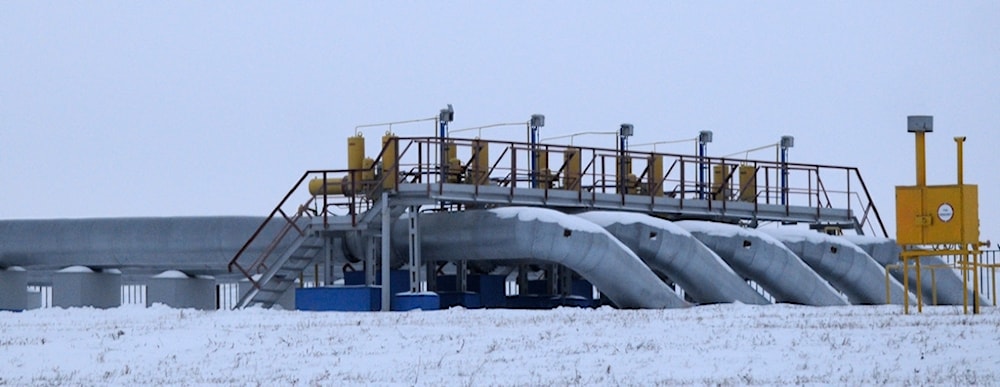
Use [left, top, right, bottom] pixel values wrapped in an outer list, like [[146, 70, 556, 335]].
[[390, 136, 887, 235]]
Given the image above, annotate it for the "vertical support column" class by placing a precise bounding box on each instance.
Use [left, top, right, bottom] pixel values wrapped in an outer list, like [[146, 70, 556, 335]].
[[915, 131, 927, 187], [365, 235, 377, 287], [955, 136, 966, 185], [408, 206, 422, 293], [323, 236, 333, 287], [545, 265, 557, 295], [426, 261, 437, 293], [915, 253, 923, 313], [558, 266, 572, 297], [380, 192, 391, 311], [517, 264, 528, 295], [973, 246, 981, 314], [456, 261, 467, 292]]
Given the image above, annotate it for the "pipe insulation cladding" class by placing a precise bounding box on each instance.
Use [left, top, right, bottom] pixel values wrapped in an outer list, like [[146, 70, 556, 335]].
[[0, 217, 278, 275], [763, 228, 915, 305], [390, 207, 689, 309], [678, 221, 850, 306], [577, 211, 770, 305]]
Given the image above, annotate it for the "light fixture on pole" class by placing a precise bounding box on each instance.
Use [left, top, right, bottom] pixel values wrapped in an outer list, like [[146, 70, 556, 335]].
[[697, 130, 713, 199], [779, 135, 794, 205], [619, 123, 634, 192], [438, 104, 455, 183], [529, 114, 545, 188]]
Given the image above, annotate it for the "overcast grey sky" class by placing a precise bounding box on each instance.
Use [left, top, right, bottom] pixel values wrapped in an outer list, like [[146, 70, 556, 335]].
[[2, 2, 998, 241]]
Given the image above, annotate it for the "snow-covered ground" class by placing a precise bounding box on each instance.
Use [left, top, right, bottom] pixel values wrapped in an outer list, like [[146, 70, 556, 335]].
[[2, 304, 999, 385]]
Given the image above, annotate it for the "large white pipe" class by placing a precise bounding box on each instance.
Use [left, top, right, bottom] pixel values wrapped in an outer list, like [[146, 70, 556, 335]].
[[0, 217, 276, 274], [577, 211, 769, 305], [678, 221, 849, 306], [391, 207, 689, 309], [763, 229, 914, 305]]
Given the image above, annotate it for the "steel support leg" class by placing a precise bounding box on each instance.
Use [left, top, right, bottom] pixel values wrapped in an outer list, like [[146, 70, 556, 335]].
[[365, 235, 377, 287], [380, 192, 391, 311], [408, 206, 422, 293], [457, 261, 467, 292]]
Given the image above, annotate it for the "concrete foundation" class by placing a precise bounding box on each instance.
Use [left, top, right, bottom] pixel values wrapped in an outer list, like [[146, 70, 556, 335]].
[[0, 267, 28, 311], [52, 266, 121, 309], [146, 271, 217, 310]]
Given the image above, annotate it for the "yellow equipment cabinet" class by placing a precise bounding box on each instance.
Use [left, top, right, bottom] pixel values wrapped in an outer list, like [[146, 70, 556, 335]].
[[895, 184, 979, 245]]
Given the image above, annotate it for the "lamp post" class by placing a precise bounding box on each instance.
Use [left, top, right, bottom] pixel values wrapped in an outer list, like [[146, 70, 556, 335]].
[[619, 124, 634, 192], [529, 114, 545, 188], [697, 130, 713, 199], [779, 135, 794, 205], [438, 104, 454, 182]]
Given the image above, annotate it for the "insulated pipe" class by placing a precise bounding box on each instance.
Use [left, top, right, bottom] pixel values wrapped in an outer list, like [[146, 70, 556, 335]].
[[390, 207, 688, 309], [578, 212, 769, 305], [846, 235, 993, 307], [762, 229, 913, 305], [0, 217, 278, 275], [678, 221, 849, 306]]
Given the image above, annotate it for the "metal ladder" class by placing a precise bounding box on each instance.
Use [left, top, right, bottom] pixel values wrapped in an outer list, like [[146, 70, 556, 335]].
[[235, 231, 325, 309]]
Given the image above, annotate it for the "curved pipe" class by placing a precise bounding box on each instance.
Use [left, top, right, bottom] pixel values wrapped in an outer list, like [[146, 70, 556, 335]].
[[677, 221, 849, 306], [391, 207, 688, 309], [0, 217, 276, 274], [577, 212, 769, 305], [763, 229, 913, 305], [846, 236, 992, 307]]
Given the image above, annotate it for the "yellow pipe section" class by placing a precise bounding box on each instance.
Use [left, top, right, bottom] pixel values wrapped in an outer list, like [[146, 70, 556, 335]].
[[537, 149, 553, 188], [650, 155, 664, 197], [955, 136, 966, 185], [617, 156, 632, 193], [470, 139, 490, 185], [563, 147, 581, 191], [915, 131, 926, 187], [382, 132, 398, 190]]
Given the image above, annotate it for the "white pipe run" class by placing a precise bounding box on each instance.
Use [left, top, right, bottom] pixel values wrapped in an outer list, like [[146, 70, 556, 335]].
[[678, 221, 849, 306], [391, 207, 689, 309], [577, 211, 769, 305]]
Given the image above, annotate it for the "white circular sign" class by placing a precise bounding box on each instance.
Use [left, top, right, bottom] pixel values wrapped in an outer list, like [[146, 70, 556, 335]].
[[937, 203, 954, 223]]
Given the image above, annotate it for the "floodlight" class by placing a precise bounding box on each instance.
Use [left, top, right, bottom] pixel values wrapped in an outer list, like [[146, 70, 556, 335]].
[[530, 114, 545, 128], [620, 123, 634, 137], [699, 130, 713, 143], [780, 135, 795, 149], [907, 115, 933, 133], [439, 104, 455, 123]]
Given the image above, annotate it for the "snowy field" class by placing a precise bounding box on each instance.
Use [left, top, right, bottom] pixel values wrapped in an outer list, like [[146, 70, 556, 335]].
[[2, 304, 999, 385]]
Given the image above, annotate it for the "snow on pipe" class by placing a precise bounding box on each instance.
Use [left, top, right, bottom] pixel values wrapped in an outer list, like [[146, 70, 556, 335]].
[[0, 217, 277, 274], [762, 229, 914, 305], [390, 207, 689, 309], [846, 236, 993, 307], [677, 221, 849, 306], [576, 211, 770, 305]]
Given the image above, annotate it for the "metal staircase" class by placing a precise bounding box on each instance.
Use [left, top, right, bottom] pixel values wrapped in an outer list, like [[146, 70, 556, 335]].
[[235, 232, 325, 309]]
